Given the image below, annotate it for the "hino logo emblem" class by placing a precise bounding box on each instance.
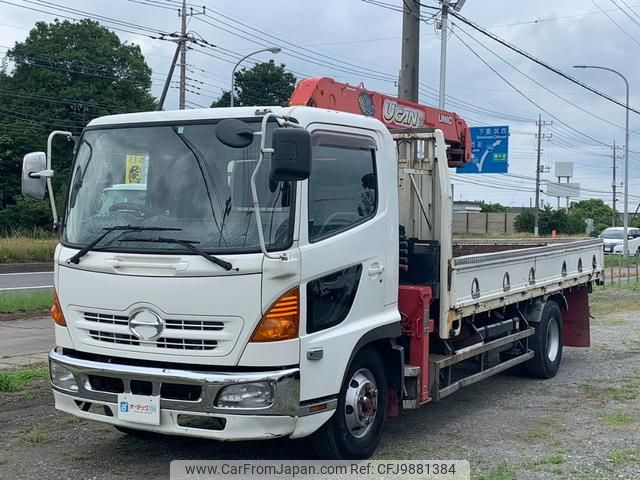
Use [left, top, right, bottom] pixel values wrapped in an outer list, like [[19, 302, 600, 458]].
[[129, 310, 164, 341]]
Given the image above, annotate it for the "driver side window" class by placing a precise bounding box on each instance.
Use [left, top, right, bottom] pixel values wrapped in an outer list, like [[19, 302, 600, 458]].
[[308, 132, 378, 242]]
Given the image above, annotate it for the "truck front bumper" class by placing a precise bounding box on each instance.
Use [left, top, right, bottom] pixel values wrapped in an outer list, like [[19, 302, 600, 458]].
[[49, 350, 334, 441]]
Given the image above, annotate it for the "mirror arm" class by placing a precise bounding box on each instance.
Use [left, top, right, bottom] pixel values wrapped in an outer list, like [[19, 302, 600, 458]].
[[250, 113, 288, 261], [46, 130, 73, 227]]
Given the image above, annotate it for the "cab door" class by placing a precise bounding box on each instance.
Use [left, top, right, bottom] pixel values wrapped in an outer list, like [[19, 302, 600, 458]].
[[298, 126, 397, 401]]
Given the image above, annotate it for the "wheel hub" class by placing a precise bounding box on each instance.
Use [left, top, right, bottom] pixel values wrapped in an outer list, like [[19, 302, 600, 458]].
[[546, 317, 560, 362], [344, 368, 378, 438]]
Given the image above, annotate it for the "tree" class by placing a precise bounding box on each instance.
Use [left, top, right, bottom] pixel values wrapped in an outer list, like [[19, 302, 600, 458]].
[[480, 202, 507, 213], [568, 199, 613, 234], [514, 210, 535, 233], [0, 19, 155, 231], [514, 206, 585, 235], [212, 61, 297, 107]]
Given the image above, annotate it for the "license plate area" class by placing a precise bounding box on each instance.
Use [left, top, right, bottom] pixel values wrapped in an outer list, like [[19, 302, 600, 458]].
[[117, 394, 160, 425]]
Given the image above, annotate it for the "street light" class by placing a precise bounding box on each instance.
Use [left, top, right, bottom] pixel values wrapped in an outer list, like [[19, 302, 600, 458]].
[[230, 47, 282, 107], [573, 64, 630, 257]]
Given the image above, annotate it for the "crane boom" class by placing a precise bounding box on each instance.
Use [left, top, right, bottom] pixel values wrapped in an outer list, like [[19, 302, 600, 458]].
[[289, 77, 472, 166]]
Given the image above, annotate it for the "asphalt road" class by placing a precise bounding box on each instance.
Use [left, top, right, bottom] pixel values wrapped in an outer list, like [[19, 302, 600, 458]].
[[0, 272, 53, 291], [0, 317, 53, 356]]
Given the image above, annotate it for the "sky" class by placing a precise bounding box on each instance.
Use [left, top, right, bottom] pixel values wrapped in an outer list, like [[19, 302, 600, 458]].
[[1, 0, 640, 210]]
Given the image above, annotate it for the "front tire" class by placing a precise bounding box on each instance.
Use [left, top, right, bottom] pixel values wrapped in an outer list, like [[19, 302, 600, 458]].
[[526, 300, 563, 379], [311, 348, 388, 459]]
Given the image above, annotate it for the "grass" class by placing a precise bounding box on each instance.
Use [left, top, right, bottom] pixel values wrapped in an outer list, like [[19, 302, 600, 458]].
[[600, 411, 634, 426], [477, 464, 516, 480], [578, 376, 640, 403], [0, 290, 52, 313], [604, 254, 640, 268], [590, 282, 640, 316], [521, 419, 556, 443], [0, 367, 48, 392], [20, 425, 52, 444], [0, 232, 56, 263], [607, 446, 640, 467]]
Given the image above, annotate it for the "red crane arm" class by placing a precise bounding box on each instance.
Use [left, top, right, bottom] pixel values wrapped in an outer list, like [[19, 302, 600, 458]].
[[289, 77, 472, 166]]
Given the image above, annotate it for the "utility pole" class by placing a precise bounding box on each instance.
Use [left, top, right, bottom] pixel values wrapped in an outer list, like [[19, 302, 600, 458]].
[[179, 0, 187, 110], [534, 114, 552, 236], [398, 0, 420, 102], [612, 141, 618, 227], [437, 0, 466, 109], [157, 43, 181, 111], [438, 0, 449, 109]]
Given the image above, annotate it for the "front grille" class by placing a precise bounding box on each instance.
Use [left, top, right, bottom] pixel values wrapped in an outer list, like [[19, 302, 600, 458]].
[[165, 319, 224, 331], [157, 337, 218, 350], [89, 330, 140, 346], [88, 330, 217, 351], [78, 309, 239, 355], [84, 312, 129, 326]]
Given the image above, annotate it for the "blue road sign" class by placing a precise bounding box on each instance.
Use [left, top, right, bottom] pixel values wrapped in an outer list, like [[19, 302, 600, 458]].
[[456, 126, 509, 174]]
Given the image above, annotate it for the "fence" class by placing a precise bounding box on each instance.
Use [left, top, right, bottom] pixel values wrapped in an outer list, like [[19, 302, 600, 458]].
[[602, 255, 640, 286], [453, 212, 519, 235]]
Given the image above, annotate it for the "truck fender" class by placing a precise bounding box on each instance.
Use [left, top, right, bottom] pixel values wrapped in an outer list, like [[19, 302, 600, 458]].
[[524, 295, 567, 324], [340, 322, 403, 409], [547, 293, 568, 311]]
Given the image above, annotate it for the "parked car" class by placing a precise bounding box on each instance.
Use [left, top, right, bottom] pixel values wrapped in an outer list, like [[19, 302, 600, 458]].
[[600, 227, 640, 255]]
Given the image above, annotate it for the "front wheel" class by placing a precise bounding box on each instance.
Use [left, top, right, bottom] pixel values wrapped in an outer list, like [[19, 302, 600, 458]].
[[311, 348, 388, 459], [526, 300, 563, 379]]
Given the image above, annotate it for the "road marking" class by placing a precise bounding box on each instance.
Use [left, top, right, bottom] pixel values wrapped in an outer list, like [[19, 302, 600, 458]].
[[0, 285, 53, 291], [0, 271, 52, 276]]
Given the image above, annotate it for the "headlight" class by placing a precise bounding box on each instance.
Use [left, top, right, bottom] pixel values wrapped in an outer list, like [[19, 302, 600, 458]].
[[215, 382, 274, 409], [50, 362, 78, 392]]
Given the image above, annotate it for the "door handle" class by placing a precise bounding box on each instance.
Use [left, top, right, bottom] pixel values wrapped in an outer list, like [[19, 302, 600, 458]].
[[367, 264, 385, 277]]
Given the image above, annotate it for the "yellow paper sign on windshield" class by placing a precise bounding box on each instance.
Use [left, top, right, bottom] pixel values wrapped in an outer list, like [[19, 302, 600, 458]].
[[125, 154, 145, 184]]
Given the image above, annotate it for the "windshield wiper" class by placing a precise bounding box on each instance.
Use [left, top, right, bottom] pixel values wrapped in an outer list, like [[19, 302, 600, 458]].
[[121, 237, 235, 271], [67, 226, 182, 265]]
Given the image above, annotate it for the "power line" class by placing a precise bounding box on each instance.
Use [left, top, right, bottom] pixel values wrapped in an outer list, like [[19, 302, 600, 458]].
[[590, 0, 640, 46], [449, 28, 611, 149], [455, 26, 635, 135], [609, 0, 640, 28], [446, 6, 640, 115]]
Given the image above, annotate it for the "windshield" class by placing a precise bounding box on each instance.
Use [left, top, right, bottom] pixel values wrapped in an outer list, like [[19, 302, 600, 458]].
[[601, 228, 625, 240], [62, 121, 294, 253]]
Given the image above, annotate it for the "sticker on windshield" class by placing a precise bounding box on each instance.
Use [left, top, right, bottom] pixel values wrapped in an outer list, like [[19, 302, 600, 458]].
[[125, 154, 148, 184], [177, 126, 184, 134]]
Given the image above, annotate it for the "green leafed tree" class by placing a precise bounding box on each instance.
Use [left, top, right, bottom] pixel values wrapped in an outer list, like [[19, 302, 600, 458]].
[[212, 61, 297, 107], [567, 199, 613, 234], [480, 202, 507, 213], [0, 19, 155, 232]]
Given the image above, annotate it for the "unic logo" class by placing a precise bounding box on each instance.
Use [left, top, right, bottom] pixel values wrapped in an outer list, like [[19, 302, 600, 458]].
[[439, 113, 453, 125], [382, 99, 424, 128]]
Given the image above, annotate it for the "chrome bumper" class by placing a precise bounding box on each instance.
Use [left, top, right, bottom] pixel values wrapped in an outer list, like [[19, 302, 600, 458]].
[[49, 350, 301, 416]]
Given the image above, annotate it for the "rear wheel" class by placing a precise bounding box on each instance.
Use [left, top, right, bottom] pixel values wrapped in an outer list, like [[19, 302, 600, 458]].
[[311, 348, 387, 459], [526, 301, 563, 379]]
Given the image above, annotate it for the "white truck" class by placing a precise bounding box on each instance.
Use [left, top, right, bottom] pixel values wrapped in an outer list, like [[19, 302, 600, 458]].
[[22, 104, 603, 459]]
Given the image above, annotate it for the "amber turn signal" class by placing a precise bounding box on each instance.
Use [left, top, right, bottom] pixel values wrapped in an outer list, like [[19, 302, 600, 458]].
[[51, 288, 66, 327], [250, 287, 299, 342]]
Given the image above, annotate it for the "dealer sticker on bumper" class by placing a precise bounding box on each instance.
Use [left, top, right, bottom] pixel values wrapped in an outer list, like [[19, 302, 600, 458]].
[[117, 394, 160, 425]]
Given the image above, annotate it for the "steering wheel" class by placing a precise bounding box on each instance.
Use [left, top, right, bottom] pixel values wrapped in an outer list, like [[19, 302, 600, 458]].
[[108, 202, 154, 217]]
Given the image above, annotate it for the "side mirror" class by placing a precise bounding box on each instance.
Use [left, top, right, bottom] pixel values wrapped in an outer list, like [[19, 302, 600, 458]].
[[22, 152, 53, 200], [271, 127, 311, 182], [215, 119, 254, 148]]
